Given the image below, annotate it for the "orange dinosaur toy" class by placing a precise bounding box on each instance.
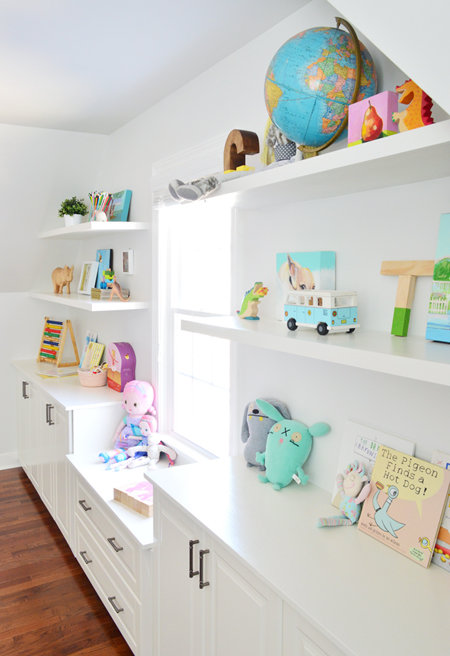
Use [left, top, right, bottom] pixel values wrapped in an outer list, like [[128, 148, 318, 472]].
[[392, 79, 434, 132]]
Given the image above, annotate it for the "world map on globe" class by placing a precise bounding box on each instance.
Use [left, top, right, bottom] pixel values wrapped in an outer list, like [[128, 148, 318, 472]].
[[265, 27, 377, 149]]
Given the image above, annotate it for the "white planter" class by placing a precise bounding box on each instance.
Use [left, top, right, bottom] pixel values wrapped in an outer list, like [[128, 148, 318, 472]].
[[64, 214, 83, 227]]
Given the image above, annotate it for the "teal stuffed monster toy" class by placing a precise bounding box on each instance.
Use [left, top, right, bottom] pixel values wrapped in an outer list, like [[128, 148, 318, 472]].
[[255, 399, 330, 490]]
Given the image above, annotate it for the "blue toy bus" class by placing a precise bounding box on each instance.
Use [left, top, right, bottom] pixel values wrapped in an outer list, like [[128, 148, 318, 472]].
[[284, 290, 359, 335]]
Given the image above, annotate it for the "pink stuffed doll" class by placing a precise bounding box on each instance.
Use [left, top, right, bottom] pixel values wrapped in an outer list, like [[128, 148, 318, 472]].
[[126, 418, 177, 470], [112, 380, 156, 451], [317, 461, 370, 527]]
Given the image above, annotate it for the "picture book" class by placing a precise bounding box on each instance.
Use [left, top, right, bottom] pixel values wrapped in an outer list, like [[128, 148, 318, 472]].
[[114, 480, 153, 517], [95, 249, 112, 288], [276, 251, 335, 320], [109, 189, 132, 222], [426, 213, 450, 343], [79, 330, 97, 369], [331, 420, 416, 508], [431, 450, 450, 572], [358, 447, 450, 567], [80, 341, 105, 370]]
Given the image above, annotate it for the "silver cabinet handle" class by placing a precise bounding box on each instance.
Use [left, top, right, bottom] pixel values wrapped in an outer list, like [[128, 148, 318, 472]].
[[78, 499, 92, 512], [79, 551, 92, 565], [108, 596, 124, 614], [22, 381, 29, 399], [107, 537, 124, 552], [189, 539, 199, 578], [199, 549, 210, 589], [46, 403, 54, 426]]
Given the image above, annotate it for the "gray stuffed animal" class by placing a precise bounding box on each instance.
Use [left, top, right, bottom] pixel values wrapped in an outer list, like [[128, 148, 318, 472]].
[[241, 398, 291, 469]]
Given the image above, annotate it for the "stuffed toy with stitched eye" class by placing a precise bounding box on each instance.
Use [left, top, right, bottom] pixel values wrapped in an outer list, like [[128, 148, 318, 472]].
[[255, 398, 330, 490], [241, 398, 291, 469]]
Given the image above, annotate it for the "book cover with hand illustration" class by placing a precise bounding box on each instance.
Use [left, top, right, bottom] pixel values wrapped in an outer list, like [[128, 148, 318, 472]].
[[358, 446, 450, 568]]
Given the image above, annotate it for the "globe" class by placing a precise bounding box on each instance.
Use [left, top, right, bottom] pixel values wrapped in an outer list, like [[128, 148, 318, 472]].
[[264, 26, 377, 151]]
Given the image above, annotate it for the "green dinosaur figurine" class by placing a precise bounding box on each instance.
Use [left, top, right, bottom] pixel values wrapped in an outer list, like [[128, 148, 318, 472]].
[[236, 282, 268, 320]]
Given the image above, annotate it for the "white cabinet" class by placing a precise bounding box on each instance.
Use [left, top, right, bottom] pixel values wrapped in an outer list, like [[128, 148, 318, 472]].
[[16, 372, 71, 537], [282, 604, 345, 656], [148, 456, 450, 656], [154, 496, 204, 655], [68, 456, 154, 656], [206, 539, 282, 656], [14, 359, 124, 548], [153, 493, 282, 656], [17, 376, 37, 483]]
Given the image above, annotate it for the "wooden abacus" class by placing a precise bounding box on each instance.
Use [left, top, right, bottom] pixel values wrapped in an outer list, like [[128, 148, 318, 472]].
[[37, 317, 80, 368]]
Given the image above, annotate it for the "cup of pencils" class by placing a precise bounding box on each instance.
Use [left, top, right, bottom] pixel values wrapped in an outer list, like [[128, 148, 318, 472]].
[[89, 191, 113, 221]]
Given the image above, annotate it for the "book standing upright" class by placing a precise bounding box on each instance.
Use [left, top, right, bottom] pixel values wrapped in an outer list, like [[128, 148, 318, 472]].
[[358, 446, 450, 568]]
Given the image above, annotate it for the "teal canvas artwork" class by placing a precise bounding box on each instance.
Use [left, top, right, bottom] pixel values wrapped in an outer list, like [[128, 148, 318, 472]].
[[426, 213, 450, 343], [276, 251, 336, 320], [109, 189, 132, 222]]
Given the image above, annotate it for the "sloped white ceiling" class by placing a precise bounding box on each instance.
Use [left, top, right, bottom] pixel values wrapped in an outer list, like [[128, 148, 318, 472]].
[[329, 0, 450, 114], [0, 0, 308, 134]]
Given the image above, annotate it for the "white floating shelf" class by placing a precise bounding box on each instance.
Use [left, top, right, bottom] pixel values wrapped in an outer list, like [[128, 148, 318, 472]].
[[39, 221, 149, 240], [207, 120, 450, 209], [181, 315, 450, 387], [29, 291, 148, 312]]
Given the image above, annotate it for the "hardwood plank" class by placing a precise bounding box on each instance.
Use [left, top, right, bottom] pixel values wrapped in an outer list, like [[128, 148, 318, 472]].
[[0, 468, 133, 655]]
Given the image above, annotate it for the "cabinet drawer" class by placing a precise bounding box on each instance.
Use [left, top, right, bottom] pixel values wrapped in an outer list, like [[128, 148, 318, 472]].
[[76, 517, 140, 653], [76, 477, 139, 593]]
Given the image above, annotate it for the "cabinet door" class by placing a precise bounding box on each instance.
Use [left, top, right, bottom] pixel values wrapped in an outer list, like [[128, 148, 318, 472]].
[[28, 390, 43, 492], [154, 494, 204, 656], [206, 540, 282, 656], [39, 393, 55, 515], [283, 603, 346, 656], [16, 374, 36, 476], [53, 403, 71, 542]]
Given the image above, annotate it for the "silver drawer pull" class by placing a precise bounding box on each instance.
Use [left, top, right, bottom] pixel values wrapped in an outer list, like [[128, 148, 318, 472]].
[[108, 596, 124, 613], [80, 551, 92, 565], [46, 403, 55, 426], [189, 539, 199, 578], [78, 499, 92, 512], [199, 549, 210, 589], [107, 537, 124, 552], [22, 381, 29, 399]]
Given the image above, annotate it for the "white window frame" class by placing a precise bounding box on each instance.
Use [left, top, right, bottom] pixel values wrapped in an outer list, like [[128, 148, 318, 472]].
[[151, 139, 239, 462]]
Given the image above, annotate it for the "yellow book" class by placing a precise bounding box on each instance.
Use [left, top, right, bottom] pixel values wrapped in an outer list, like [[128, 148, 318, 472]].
[[358, 446, 450, 567]]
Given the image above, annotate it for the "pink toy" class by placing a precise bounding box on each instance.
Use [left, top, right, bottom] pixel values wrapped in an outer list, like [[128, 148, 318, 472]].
[[107, 341, 136, 392], [112, 380, 157, 452], [126, 419, 177, 470], [348, 91, 398, 147], [317, 461, 370, 527]]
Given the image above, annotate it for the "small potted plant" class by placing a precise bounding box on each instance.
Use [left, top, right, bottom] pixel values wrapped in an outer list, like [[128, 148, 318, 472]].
[[59, 196, 88, 227]]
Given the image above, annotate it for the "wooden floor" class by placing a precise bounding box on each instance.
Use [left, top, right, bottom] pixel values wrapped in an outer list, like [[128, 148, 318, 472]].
[[0, 467, 133, 655]]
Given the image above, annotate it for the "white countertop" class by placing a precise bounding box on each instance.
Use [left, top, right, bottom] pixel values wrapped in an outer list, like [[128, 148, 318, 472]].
[[13, 359, 122, 410], [68, 453, 159, 549], [147, 455, 450, 656]]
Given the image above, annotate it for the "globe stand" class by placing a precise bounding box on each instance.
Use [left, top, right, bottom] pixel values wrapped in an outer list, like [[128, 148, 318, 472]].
[[297, 17, 363, 159]]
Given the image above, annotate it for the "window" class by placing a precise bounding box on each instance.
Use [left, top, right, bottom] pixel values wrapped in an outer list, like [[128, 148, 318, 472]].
[[158, 201, 232, 458]]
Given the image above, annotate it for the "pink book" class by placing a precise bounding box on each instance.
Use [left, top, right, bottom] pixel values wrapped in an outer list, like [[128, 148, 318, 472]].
[[114, 480, 153, 517]]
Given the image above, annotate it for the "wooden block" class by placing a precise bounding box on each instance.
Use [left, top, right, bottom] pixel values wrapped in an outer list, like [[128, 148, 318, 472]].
[[395, 274, 416, 309], [391, 307, 411, 337], [380, 260, 434, 276], [223, 129, 259, 171], [114, 481, 153, 517]]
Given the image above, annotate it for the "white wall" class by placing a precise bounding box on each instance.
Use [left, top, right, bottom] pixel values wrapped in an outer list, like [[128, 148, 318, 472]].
[[2, 123, 107, 465], [7, 0, 450, 490], [90, 0, 450, 493]]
